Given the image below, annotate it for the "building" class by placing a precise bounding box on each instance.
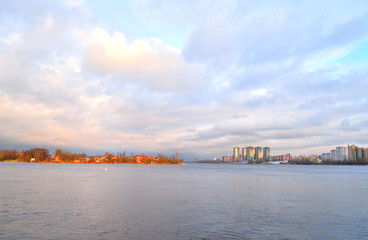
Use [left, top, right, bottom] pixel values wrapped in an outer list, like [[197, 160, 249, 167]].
[[242, 147, 247, 161], [355, 145, 368, 163], [233, 147, 239, 162], [357, 146, 363, 160], [347, 144, 366, 162], [246, 146, 255, 161], [348, 145, 358, 162], [324, 145, 368, 163], [255, 147, 263, 162], [320, 146, 347, 162], [272, 154, 291, 162], [321, 153, 331, 161], [263, 147, 270, 162], [335, 147, 347, 161], [228, 145, 272, 163], [331, 150, 337, 161], [282, 154, 292, 161]]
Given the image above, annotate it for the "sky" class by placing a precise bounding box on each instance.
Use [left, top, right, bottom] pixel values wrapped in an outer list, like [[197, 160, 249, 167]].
[[1, 0, 368, 160]]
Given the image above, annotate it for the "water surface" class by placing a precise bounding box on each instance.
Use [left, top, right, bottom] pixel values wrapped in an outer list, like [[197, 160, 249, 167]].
[[1, 163, 367, 239]]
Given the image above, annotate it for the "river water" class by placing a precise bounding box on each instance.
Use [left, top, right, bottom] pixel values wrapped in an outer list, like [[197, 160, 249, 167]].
[[0, 162, 367, 240]]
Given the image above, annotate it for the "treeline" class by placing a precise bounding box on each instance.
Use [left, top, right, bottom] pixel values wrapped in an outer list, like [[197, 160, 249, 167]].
[[157, 154, 184, 164], [288, 159, 321, 165], [321, 159, 368, 165], [95, 153, 183, 164], [54, 149, 87, 162], [0, 148, 183, 164], [0, 149, 18, 161], [288, 158, 368, 165], [0, 148, 49, 162]]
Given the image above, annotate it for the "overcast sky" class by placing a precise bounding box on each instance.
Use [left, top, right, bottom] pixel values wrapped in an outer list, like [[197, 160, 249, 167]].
[[1, 0, 368, 160]]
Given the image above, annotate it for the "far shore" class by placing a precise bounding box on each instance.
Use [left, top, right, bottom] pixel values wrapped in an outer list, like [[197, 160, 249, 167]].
[[1, 159, 184, 165]]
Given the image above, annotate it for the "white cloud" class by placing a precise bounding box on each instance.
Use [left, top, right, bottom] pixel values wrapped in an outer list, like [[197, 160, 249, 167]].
[[1, 0, 368, 160], [82, 28, 205, 92], [1, 33, 23, 45], [65, 0, 84, 7]]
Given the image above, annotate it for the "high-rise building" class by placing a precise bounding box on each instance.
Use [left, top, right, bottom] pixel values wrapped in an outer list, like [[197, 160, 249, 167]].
[[348, 145, 365, 163], [335, 147, 347, 161], [242, 147, 247, 161], [357, 146, 363, 161], [255, 147, 263, 162], [348, 145, 357, 162], [233, 147, 239, 162], [263, 147, 270, 162], [331, 150, 337, 161], [246, 146, 255, 161]]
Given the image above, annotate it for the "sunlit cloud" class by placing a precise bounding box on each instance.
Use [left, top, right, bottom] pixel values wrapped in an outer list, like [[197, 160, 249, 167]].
[[82, 28, 205, 92]]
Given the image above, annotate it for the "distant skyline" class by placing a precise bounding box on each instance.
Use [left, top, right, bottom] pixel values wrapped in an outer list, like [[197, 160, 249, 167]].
[[1, 0, 368, 160]]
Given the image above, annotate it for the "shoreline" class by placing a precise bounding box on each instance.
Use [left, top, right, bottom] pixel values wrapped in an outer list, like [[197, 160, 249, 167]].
[[2, 160, 367, 166], [1, 159, 184, 165]]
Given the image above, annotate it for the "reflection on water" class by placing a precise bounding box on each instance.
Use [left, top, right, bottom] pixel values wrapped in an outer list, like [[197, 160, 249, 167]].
[[1, 163, 367, 239]]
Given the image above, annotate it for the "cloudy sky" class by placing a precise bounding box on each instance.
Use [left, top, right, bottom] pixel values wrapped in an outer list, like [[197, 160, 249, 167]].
[[1, 0, 368, 160]]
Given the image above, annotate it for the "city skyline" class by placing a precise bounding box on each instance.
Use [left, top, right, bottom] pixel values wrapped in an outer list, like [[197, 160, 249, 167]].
[[215, 144, 367, 164], [231, 146, 271, 163], [1, 1, 368, 160]]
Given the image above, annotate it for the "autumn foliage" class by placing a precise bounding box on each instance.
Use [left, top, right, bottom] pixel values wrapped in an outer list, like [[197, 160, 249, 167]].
[[0, 148, 183, 164]]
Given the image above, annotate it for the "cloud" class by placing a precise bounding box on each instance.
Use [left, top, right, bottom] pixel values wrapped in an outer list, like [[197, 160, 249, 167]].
[[83, 28, 205, 92], [1, 0, 368, 160]]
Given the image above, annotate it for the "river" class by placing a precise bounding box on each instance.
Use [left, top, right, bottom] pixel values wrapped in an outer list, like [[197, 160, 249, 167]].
[[0, 162, 367, 239]]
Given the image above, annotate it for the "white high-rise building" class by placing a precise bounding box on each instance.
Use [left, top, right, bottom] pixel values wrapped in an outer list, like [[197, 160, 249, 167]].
[[335, 147, 347, 161], [331, 150, 337, 161]]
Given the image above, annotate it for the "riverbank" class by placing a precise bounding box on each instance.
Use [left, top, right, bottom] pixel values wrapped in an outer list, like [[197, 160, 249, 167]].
[[1, 159, 184, 165]]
